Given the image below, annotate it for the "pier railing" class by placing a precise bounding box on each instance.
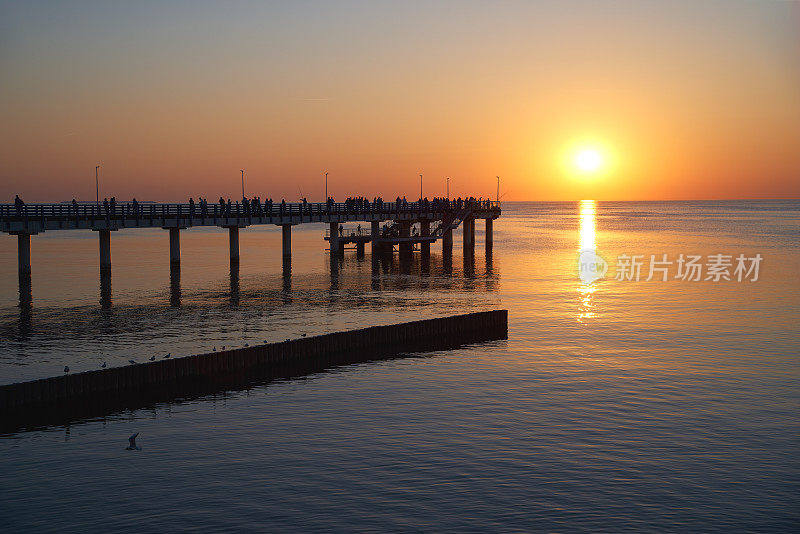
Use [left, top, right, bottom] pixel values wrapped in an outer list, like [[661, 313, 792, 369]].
[[324, 227, 373, 238], [0, 200, 500, 224]]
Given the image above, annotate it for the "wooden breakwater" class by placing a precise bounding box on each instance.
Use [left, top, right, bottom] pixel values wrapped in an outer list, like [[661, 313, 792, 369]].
[[0, 310, 507, 432]]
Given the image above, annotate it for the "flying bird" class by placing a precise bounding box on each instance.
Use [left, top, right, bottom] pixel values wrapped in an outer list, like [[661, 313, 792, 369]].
[[125, 432, 141, 451]]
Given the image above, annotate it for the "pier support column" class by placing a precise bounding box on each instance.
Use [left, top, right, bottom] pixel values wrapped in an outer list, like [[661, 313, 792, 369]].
[[371, 220, 381, 255], [329, 222, 342, 257], [485, 218, 493, 251], [420, 220, 431, 255], [229, 226, 240, 264], [399, 220, 412, 258], [99, 229, 112, 274], [100, 270, 112, 309], [169, 228, 181, 269], [443, 245, 453, 274], [442, 227, 453, 253], [282, 224, 292, 259], [470, 218, 476, 248], [17, 234, 31, 277], [462, 217, 475, 253], [356, 242, 365, 257]]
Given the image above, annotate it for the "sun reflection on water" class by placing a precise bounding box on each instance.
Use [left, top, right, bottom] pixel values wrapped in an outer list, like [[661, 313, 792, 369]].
[[578, 200, 597, 323], [580, 199, 596, 252]]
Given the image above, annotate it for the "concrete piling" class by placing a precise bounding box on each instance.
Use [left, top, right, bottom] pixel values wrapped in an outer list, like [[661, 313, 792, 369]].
[[371, 221, 381, 254], [420, 220, 431, 256], [329, 222, 341, 256], [169, 228, 181, 268], [229, 226, 240, 264], [399, 220, 412, 258], [443, 227, 453, 253], [99, 229, 112, 274], [17, 233, 31, 277], [282, 224, 292, 259], [462, 217, 475, 252]]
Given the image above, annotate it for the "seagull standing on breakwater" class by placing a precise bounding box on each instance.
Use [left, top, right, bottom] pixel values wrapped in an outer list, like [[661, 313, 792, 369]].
[[164, 353, 171, 359], [128, 360, 136, 365], [101, 362, 106, 368], [64, 366, 69, 373], [125, 433, 142, 451], [149, 355, 156, 361]]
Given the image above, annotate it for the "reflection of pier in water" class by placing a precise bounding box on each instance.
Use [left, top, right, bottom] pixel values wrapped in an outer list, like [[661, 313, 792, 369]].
[[6, 247, 499, 342]]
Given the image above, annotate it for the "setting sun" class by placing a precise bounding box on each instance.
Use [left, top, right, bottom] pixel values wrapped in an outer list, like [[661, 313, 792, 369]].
[[575, 149, 603, 173]]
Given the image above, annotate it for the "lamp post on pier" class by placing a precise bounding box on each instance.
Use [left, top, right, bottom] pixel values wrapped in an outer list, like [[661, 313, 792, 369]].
[[95, 165, 100, 207], [240, 169, 245, 199]]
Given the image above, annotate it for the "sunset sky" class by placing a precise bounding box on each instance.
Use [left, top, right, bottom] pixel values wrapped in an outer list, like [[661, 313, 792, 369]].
[[1, 0, 798, 202]]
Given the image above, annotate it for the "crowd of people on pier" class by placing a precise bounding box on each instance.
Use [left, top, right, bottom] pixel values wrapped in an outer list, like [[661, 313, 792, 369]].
[[7, 195, 497, 219]]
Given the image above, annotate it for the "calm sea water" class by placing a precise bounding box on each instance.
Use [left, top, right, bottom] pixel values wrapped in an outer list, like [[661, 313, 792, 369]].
[[1, 200, 798, 532]]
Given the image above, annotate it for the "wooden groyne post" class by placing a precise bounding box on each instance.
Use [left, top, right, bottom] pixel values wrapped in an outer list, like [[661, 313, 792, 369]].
[[0, 310, 508, 426]]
